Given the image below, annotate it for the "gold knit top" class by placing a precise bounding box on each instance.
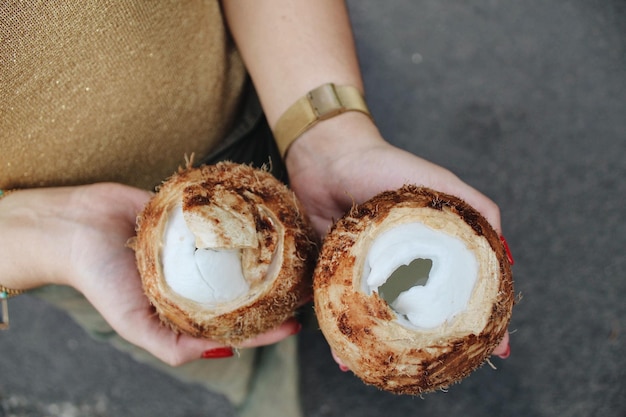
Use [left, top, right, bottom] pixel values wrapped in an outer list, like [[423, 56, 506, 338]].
[[0, 0, 246, 190]]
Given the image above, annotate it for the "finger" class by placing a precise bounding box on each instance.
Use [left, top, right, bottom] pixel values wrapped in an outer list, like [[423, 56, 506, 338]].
[[237, 317, 302, 348], [478, 199, 502, 235], [458, 185, 503, 235], [121, 187, 154, 221], [331, 349, 350, 372], [163, 317, 303, 363], [117, 308, 229, 366], [492, 331, 511, 359]]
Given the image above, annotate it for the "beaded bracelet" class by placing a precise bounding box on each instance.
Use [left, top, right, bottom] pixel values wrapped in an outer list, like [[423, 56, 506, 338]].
[[0, 189, 25, 330]]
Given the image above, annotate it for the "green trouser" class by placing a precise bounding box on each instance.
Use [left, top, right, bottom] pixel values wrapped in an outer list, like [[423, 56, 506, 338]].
[[32, 286, 302, 417], [32, 84, 303, 417]]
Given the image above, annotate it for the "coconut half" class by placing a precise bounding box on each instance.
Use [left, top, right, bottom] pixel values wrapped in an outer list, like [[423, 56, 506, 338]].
[[313, 186, 514, 394], [133, 162, 317, 345]]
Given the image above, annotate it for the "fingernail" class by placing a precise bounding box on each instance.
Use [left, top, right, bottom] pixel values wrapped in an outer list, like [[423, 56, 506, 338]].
[[339, 364, 350, 372], [201, 347, 234, 359], [500, 236, 515, 265], [497, 344, 511, 359], [290, 322, 303, 336]]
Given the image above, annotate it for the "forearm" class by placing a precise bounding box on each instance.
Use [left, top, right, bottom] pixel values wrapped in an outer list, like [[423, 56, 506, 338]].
[[222, 0, 364, 127]]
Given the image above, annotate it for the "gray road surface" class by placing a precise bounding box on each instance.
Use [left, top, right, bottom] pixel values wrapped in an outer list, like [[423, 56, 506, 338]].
[[1, 1, 624, 416]]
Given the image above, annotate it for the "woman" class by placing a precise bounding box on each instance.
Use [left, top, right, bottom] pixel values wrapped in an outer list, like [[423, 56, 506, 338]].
[[0, 1, 509, 416]]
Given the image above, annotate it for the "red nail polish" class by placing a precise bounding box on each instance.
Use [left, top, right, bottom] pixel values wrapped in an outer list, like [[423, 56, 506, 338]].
[[290, 322, 303, 336], [497, 344, 511, 359], [201, 347, 234, 359], [339, 364, 350, 372], [500, 236, 515, 265]]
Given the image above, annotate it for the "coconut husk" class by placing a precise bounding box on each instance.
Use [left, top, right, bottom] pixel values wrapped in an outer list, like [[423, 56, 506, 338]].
[[313, 185, 514, 394], [132, 162, 318, 345]]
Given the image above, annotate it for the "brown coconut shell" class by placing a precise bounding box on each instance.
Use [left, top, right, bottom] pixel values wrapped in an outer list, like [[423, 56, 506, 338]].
[[313, 186, 514, 394], [133, 162, 317, 345]]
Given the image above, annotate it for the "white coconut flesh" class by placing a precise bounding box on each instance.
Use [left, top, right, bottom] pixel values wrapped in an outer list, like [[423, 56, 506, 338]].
[[162, 204, 275, 304], [362, 222, 478, 329]]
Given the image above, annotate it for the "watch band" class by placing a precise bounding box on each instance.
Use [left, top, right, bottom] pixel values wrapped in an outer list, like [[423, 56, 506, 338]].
[[272, 83, 372, 159]]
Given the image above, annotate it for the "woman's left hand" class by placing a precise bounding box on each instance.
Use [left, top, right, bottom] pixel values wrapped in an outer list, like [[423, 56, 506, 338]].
[[284, 112, 512, 364]]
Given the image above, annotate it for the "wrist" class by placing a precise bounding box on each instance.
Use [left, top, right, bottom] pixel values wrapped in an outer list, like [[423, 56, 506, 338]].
[[273, 83, 374, 159], [285, 110, 384, 171], [0, 187, 80, 290]]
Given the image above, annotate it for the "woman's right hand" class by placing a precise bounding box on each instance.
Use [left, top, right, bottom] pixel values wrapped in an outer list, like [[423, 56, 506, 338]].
[[0, 184, 300, 365]]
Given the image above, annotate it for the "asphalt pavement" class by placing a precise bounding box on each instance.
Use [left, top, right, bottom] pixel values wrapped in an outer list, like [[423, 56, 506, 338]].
[[1, 1, 625, 416]]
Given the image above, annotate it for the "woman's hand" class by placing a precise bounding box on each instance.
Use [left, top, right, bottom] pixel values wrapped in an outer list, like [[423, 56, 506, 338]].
[[285, 112, 502, 236], [0, 184, 300, 366], [285, 112, 511, 362]]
